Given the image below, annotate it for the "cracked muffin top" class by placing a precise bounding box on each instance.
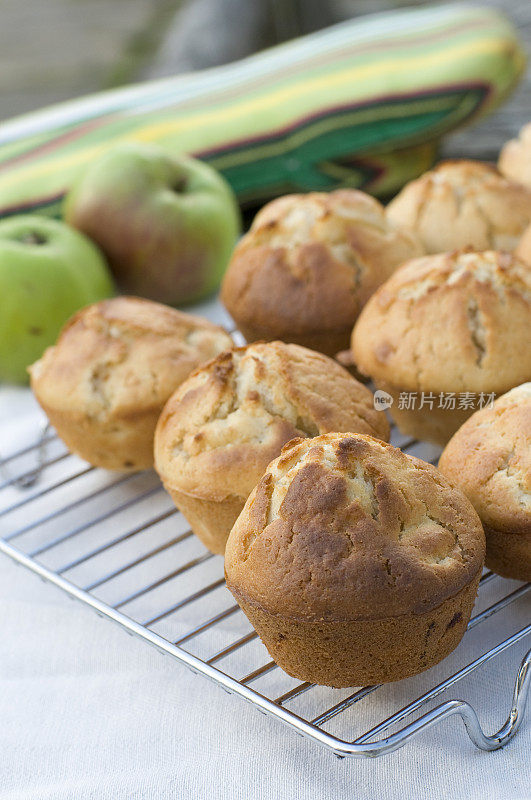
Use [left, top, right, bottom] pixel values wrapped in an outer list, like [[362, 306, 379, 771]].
[[386, 160, 531, 253], [154, 341, 390, 502], [29, 296, 233, 418], [220, 190, 422, 337], [499, 123, 531, 190], [225, 433, 485, 620], [351, 250, 531, 394], [439, 383, 531, 535]]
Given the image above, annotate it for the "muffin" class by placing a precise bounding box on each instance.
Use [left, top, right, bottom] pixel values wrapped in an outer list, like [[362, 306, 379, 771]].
[[351, 250, 531, 446], [439, 383, 531, 582], [29, 296, 233, 471], [515, 222, 531, 264], [225, 433, 485, 687], [386, 160, 531, 253], [154, 341, 390, 554], [498, 122, 531, 190], [220, 190, 422, 357]]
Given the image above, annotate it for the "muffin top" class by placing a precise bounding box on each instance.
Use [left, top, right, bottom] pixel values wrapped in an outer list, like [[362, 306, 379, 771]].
[[386, 160, 531, 253], [499, 122, 531, 190], [439, 383, 531, 535], [29, 296, 233, 418], [154, 341, 389, 502], [220, 190, 422, 336], [351, 250, 531, 394], [225, 433, 484, 621]]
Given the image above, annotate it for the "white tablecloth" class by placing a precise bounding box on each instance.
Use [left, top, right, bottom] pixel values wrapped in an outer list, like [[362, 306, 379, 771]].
[[0, 301, 529, 800]]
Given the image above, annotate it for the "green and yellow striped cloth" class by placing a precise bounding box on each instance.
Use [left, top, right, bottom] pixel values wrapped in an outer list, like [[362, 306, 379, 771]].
[[0, 3, 524, 216]]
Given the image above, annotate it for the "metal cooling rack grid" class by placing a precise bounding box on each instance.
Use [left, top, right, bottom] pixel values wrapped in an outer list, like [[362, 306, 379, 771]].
[[0, 424, 529, 759]]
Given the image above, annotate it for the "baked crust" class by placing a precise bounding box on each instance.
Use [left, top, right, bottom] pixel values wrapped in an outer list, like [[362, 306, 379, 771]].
[[482, 526, 531, 583], [386, 160, 531, 253], [438, 383, 531, 536], [225, 433, 485, 621], [230, 576, 481, 686], [154, 341, 390, 504], [351, 249, 531, 395], [516, 222, 531, 265], [498, 122, 531, 190], [220, 190, 422, 354], [29, 296, 233, 470]]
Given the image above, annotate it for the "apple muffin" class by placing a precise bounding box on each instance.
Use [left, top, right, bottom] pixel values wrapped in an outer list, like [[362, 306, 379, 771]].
[[386, 160, 531, 253], [439, 383, 531, 582], [515, 222, 531, 265], [154, 341, 390, 554], [29, 296, 233, 471], [225, 433, 485, 687], [498, 122, 531, 190], [220, 190, 422, 357], [351, 250, 531, 446]]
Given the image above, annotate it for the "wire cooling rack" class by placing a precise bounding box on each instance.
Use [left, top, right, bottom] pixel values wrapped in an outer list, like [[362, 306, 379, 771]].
[[0, 421, 529, 759]]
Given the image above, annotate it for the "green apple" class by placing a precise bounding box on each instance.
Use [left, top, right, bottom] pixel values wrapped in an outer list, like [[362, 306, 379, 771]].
[[0, 215, 114, 383], [63, 143, 241, 306]]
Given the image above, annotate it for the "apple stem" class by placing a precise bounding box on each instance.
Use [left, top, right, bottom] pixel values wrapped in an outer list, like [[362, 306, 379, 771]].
[[173, 178, 187, 193], [18, 231, 47, 245]]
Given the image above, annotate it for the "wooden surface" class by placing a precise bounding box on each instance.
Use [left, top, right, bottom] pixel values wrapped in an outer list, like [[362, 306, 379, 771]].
[[0, 0, 181, 122]]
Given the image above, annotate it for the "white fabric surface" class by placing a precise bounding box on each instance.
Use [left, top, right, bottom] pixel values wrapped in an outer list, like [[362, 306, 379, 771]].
[[0, 301, 529, 800]]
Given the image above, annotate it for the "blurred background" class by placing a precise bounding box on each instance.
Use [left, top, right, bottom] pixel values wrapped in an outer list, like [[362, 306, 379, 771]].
[[2, 0, 529, 159]]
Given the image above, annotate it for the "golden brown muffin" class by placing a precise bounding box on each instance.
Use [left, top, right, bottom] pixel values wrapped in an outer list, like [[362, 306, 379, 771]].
[[220, 190, 422, 357], [439, 383, 531, 582], [225, 433, 485, 687], [498, 122, 531, 190], [386, 160, 531, 253], [351, 249, 531, 446], [154, 341, 390, 554], [29, 296, 233, 471]]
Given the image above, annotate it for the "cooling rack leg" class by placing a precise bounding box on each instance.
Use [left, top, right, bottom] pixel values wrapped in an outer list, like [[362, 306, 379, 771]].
[[477, 646, 531, 749], [368, 646, 531, 756]]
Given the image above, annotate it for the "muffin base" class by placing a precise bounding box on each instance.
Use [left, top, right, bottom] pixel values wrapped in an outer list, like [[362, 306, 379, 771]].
[[39, 403, 159, 471], [236, 321, 352, 359], [376, 382, 476, 447], [484, 526, 531, 582], [166, 487, 245, 555], [227, 570, 481, 687]]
